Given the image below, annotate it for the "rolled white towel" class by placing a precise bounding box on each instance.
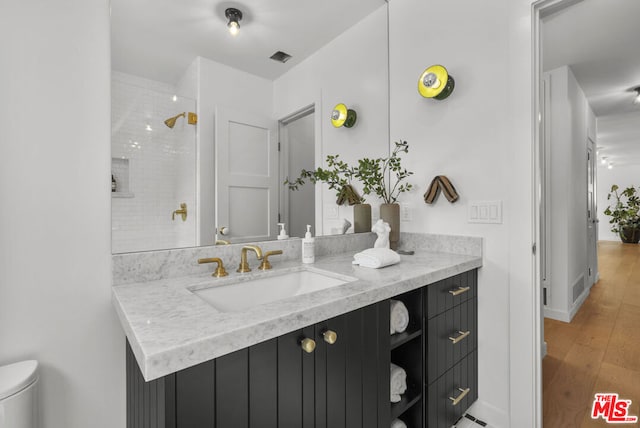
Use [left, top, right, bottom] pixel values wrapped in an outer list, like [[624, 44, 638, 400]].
[[391, 419, 407, 428], [390, 363, 407, 403], [390, 300, 409, 334], [352, 248, 401, 269]]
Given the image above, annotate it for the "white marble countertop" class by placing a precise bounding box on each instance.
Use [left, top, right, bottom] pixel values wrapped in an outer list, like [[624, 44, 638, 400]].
[[112, 249, 482, 381]]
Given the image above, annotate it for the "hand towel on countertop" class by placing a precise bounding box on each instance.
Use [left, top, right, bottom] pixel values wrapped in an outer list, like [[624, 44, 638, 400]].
[[390, 363, 407, 403], [352, 248, 401, 269], [390, 300, 409, 334], [391, 419, 407, 428]]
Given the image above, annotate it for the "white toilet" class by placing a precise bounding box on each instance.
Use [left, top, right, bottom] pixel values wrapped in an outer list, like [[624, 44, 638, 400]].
[[0, 360, 38, 428]]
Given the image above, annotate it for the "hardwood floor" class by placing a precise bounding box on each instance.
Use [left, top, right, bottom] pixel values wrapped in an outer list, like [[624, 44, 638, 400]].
[[543, 241, 640, 427]]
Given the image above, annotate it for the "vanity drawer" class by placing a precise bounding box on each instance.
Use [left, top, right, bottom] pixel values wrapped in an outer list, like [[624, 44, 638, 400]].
[[426, 270, 476, 319], [426, 350, 478, 428], [427, 298, 477, 384]]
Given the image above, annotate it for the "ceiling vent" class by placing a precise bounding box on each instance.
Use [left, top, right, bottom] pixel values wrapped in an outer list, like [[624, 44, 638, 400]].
[[270, 51, 292, 63]]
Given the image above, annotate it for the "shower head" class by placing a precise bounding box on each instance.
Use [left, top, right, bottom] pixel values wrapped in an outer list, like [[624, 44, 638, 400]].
[[164, 112, 186, 129]]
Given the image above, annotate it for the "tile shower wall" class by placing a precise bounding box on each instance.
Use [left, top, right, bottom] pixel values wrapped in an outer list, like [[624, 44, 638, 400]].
[[111, 71, 197, 253]]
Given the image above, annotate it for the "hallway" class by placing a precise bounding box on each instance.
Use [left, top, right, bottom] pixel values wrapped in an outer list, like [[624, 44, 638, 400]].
[[543, 241, 640, 427]]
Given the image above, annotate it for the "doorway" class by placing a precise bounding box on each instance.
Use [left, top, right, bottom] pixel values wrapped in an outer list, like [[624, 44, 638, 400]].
[[279, 106, 316, 239], [535, 0, 640, 425]]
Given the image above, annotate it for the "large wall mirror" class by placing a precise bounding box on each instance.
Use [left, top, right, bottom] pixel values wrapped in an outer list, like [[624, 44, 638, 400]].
[[111, 0, 390, 254]]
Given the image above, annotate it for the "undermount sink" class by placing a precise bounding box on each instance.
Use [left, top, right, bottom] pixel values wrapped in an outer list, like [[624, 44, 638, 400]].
[[191, 267, 357, 312]]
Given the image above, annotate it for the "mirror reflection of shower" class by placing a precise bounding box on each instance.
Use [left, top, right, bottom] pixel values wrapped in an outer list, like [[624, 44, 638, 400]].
[[164, 112, 198, 129], [111, 74, 198, 253]]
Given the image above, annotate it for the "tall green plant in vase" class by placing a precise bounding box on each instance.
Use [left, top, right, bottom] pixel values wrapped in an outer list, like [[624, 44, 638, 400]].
[[356, 140, 414, 249], [285, 154, 372, 233], [604, 184, 640, 244]]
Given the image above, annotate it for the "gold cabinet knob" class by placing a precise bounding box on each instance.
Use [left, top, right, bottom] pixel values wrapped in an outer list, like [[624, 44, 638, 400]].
[[322, 329, 338, 345], [300, 338, 316, 353]]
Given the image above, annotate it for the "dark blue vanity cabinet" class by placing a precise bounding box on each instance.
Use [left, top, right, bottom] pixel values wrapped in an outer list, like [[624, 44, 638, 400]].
[[126, 269, 478, 428]]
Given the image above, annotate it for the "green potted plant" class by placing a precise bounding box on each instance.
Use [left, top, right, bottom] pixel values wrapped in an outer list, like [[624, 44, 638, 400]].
[[604, 184, 640, 244], [285, 154, 372, 233], [355, 139, 414, 250]]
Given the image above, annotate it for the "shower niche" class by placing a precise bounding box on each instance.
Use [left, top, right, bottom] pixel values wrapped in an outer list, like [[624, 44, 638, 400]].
[[111, 157, 133, 198]]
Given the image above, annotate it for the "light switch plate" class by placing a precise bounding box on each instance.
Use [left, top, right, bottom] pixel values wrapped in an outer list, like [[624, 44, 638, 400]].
[[401, 203, 413, 222], [468, 200, 503, 224], [325, 204, 339, 220]]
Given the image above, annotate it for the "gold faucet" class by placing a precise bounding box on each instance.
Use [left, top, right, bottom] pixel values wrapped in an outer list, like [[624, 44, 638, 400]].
[[258, 250, 283, 270], [198, 257, 228, 277], [237, 245, 263, 273]]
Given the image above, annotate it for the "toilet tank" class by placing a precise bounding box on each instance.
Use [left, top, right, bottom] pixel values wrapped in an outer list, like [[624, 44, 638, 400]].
[[0, 360, 38, 428]]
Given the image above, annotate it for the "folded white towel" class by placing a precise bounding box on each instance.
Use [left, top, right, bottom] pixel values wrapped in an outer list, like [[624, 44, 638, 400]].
[[390, 363, 407, 403], [390, 300, 409, 334], [352, 248, 401, 269], [391, 419, 407, 428]]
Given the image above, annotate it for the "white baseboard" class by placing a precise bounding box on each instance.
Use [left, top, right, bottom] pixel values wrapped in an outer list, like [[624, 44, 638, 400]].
[[466, 399, 509, 428], [568, 286, 590, 320], [544, 307, 571, 322]]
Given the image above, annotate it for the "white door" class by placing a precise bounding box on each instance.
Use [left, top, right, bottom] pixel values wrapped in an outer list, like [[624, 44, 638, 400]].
[[587, 138, 598, 286], [215, 108, 278, 243]]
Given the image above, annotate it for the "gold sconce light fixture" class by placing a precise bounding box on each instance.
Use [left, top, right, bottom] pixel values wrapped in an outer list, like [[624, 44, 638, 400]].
[[331, 103, 357, 128], [418, 65, 455, 100]]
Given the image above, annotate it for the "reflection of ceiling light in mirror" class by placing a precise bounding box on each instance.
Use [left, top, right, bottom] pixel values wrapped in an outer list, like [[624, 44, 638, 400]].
[[608, 163, 613, 170], [145, 124, 152, 132], [601, 157, 607, 165], [225, 8, 242, 36], [172, 95, 177, 102]]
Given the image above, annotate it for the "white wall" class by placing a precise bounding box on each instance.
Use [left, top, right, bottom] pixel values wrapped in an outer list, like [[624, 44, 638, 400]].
[[542, 66, 595, 322], [0, 1, 124, 428], [389, 0, 512, 424], [273, 6, 389, 235], [195, 57, 274, 245], [598, 164, 640, 241]]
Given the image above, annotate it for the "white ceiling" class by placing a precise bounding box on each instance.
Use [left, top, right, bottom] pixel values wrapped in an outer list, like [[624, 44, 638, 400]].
[[542, 0, 640, 166], [111, 0, 386, 83]]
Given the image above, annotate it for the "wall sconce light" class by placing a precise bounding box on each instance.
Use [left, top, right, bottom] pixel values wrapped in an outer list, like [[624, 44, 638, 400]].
[[418, 65, 455, 100], [633, 87, 640, 105], [331, 103, 357, 128], [225, 8, 243, 36]]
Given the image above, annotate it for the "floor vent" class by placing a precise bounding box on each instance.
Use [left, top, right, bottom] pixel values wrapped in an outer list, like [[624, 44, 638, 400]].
[[572, 274, 585, 303]]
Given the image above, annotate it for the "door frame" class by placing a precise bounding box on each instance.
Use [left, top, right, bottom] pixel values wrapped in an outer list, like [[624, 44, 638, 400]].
[[531, 0, 586, 426]]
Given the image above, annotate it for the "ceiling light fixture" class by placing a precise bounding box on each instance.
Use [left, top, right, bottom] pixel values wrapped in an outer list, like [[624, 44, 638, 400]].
[[608, 163, 613, 170], [601, 157, 607, 165], [633, 87, 640, 105], [225, 8, 243, 36]]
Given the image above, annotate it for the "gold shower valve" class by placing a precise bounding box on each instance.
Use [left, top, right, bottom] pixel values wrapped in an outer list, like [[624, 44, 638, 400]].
[[188, 112, 198, 125], [172, 203, 187, 221]]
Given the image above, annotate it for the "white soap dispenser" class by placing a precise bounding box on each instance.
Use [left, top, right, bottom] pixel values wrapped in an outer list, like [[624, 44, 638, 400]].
[[277, 223, 289, 240], [302, 225, 315, 264]]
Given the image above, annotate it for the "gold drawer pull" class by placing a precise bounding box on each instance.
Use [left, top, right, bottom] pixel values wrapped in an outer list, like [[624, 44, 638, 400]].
[[449, 387, 470, 406], [322, 329, 338, 345], [448, 330, 471, 344], [448, 286, 470, 296], [300, 338, 316, 353]]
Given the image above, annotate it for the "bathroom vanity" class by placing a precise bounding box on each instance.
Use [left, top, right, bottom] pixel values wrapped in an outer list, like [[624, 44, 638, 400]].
[[113, 236, 481, 428]]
